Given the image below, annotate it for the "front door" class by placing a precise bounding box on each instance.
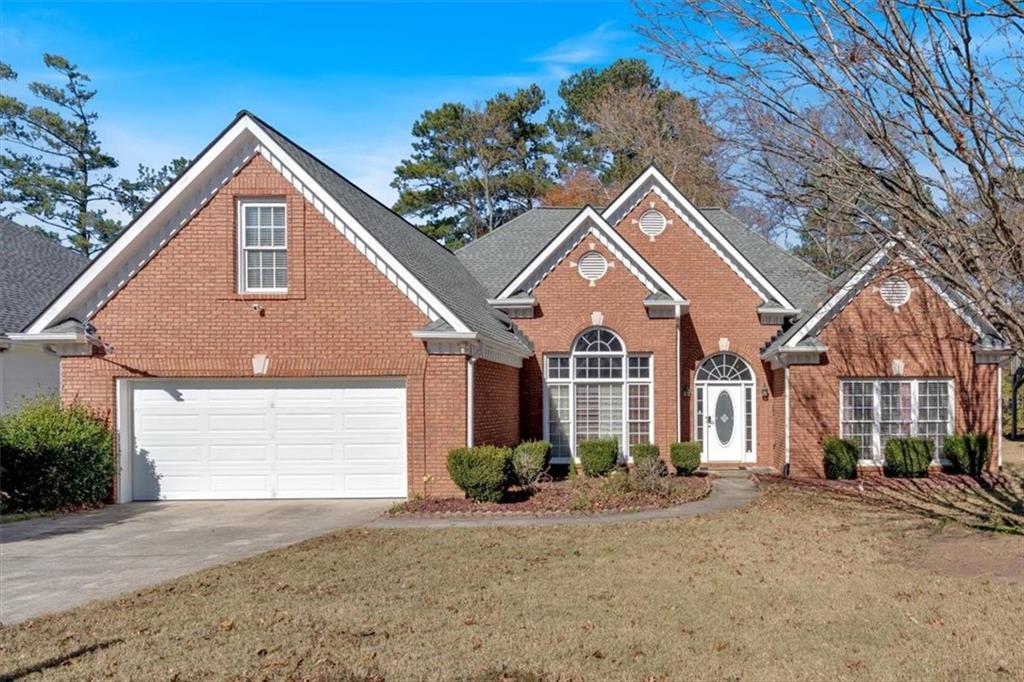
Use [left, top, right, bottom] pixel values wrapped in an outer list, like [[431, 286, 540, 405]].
[[703, 384, 745, 461]]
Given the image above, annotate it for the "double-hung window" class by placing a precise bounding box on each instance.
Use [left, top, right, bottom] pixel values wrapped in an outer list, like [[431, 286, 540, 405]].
[[239, 199, 287, 293], [840, 378, 954, 462]]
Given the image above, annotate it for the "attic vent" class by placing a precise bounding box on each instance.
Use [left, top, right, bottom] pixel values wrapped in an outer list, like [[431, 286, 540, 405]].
[[639, 209, 667, 237], [880, 276, 911, 308], [578, 251, 608, 284]]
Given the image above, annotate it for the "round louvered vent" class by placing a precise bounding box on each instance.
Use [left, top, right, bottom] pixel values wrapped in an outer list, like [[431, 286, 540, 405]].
[[578, 251, 608, 282], [880, 276, 911, 307], [639, 209, 667, 237]]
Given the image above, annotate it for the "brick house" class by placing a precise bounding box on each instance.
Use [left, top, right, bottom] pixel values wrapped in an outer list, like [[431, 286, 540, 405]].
[[23, 112, 1011, 501]]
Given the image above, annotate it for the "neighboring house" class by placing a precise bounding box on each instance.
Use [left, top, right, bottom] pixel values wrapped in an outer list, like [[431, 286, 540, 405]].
[[0, 218, 90, 415], [21, 112, 1012, 501]]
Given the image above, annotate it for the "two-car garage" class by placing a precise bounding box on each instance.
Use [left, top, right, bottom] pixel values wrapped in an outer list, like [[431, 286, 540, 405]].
[[122, 378, 408, 501]]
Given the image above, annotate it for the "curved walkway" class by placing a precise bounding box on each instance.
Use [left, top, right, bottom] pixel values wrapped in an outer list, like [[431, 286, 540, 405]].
[[366, 474, 760, 529]]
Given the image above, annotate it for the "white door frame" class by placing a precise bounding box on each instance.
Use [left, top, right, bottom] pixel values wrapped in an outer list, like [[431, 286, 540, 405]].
[[693, 351, 757, 464], [702, 383, 747, 462]]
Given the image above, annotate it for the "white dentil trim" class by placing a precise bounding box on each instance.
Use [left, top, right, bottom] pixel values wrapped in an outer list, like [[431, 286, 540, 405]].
[[602, 167, 793, 307]]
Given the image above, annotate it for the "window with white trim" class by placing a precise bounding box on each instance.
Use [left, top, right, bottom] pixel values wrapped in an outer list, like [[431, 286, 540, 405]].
[[543, 328, 653, 462], [239, 199, 287, 292], [840, 378, 954, 462]]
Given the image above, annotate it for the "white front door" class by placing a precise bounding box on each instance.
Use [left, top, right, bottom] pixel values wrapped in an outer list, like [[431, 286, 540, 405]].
[[703, 384, 745, 461]]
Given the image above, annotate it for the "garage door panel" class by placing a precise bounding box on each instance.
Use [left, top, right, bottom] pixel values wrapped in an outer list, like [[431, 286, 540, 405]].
[[130, 379, 406, 500]]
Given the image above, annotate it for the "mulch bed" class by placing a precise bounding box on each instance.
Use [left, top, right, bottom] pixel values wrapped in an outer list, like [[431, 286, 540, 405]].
[[390, 474, 711, 516]]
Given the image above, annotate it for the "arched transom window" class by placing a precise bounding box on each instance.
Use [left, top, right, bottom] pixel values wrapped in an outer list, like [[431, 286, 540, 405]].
[[544, 328, 652, 462], [695, 352, 753, 382]]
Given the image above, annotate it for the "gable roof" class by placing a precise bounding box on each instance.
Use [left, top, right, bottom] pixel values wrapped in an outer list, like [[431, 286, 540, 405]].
[[761, 247, 1007, 357], [486, 206, 688, 304], [458, 201, 828, 311], [457, 208, 579, 297], [0, 218, 89, 333], [25, 112, 527, 355]]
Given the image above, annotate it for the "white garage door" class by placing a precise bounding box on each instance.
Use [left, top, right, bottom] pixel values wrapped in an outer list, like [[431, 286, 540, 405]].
[[128, 379, 407, 500]]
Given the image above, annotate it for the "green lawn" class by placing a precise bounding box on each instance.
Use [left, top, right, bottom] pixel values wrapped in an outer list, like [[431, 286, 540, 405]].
[[1, 482, 1021, 681]]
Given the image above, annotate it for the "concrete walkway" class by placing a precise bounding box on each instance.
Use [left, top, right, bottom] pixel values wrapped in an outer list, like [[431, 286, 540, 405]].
[[368, 473, 759, 529], [0, 499, 395, 625]]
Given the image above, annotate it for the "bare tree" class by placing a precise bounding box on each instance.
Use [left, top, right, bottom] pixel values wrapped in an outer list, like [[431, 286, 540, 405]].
[[636, 0, 1024, 352]]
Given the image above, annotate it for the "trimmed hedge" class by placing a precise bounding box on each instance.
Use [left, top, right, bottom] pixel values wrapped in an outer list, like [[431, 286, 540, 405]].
[[943, 433, 990, 476], [823, 436, 859, 480], [670, 441, 702, 475], [447, 445, 513, 502], [0, 398, 114, 513], [884, 437, 933, 478], [512, 440, 551, 487], [578, 438, 619, 476], [630, 443, 660, 464]]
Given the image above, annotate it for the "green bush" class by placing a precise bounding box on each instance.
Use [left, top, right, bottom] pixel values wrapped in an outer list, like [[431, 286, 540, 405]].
[[577, 438, 619, 476], [0, 397, 114, 513], [943, 433, 991, 476], [512, 440, 551, 487], [670, 442, 702, 475], [630, 443, 660, 465], [446, 445, 513, 502], [883, 437, 933, 478], [823, 436, 859, 480]]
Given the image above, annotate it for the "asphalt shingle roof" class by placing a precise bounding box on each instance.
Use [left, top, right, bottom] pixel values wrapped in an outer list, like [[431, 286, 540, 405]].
[[456, 205, 830, 310], [0, 218, 90, 333], [247, 113, 527, 352]]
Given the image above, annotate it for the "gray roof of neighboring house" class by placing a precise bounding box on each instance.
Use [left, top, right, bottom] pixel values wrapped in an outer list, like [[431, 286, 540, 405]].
[[456, 205, 830, 310], [0, 218, 90, 334], [456, 208, 581, 297], [247, 113, 528, 352]]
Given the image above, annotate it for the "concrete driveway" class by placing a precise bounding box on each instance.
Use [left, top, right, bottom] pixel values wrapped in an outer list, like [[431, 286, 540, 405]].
[[0, 499, 395, 624]]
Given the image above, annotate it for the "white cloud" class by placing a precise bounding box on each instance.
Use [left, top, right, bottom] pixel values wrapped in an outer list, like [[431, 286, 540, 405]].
[[528, 22, 632, 68]]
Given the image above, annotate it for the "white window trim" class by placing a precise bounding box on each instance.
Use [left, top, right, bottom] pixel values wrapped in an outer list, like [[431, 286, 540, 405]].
[[238, 198, 288, 293], [839, 378, 955, 464], [542, 341, 654, 464]]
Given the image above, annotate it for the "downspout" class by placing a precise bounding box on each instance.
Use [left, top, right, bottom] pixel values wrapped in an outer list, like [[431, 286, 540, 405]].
[[783, 364, 791, 477], [466, 355, 476, 448], [676, 306, 682, 442]]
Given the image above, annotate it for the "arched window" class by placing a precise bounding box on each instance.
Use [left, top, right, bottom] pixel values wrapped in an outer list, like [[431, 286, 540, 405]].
[[694, 353, 756, 457], [695, 352, 753, 382], [544, 328, 652, 462]]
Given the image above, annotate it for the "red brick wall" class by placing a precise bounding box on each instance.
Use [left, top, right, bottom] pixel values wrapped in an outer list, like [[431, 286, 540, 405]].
[[614, 193, 778, 463], [788, 263, 999, 476], [473, 359, 520, 447], [515, 235, 679, 458], [61, 153, 466, 498]]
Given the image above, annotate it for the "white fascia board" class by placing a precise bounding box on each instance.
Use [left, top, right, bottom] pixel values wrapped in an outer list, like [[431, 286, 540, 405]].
[[27, 118, 255, 334], [410, 330, 479, 341], [496, 207, 685, 302], [783, 249, 889, 349], [488, 296, 536, 306], [602, 167, 793, 308], [6, 331, 85, 343]]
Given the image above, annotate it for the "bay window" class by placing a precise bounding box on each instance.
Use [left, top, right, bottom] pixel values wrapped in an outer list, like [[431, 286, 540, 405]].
[[544, 328, 653, 462], [840, 378, 954, 462]]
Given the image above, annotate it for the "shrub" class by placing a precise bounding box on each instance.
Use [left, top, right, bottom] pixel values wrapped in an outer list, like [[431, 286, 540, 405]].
[[446, 445, 513, 502], [823, 436, 859, 480], [943, 433, 991, 476], [630, 443, 660, 465], [0, 397, 114, 513], [670, 442, 702, 475], [512, 440, 551, 487], [883, 437, 933, 478], [631, 455, 671, 494], [577, 438, 619, 476]]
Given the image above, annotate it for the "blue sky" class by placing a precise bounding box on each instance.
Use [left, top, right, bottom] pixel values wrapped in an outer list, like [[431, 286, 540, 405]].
[[2, 1, 659, 205]]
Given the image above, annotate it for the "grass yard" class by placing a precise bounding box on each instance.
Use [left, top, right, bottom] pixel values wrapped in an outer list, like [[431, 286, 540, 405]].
[[1, 482, 1022, 681]]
